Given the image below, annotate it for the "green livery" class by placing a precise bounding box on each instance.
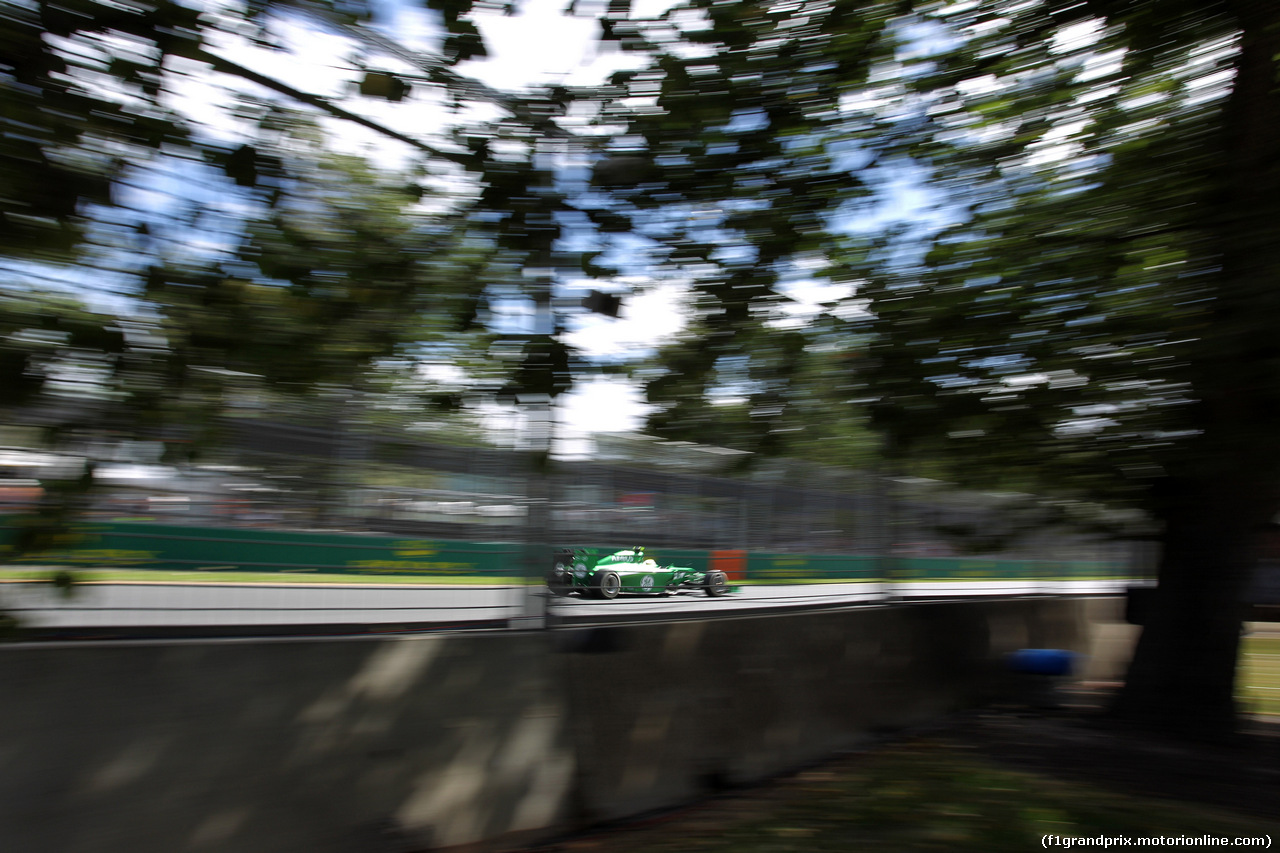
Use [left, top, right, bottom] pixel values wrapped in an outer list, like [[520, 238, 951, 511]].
[[546, 546, 730, 600]]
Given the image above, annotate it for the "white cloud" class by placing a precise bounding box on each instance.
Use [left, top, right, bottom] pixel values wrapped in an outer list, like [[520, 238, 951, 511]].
[[564, 282, 690, 360], [463, 0, 640, 91], [557, 376, 652, 436]]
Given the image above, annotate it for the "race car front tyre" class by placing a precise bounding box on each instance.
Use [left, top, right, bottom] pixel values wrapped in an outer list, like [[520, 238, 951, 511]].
[[703, 570, 729, 597], [593, 571, 621, 600]]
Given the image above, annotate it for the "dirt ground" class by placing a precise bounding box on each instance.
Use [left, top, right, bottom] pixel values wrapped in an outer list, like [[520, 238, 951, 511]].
[[947, 684, 1280, 821], [513, 685, 1280, 852]]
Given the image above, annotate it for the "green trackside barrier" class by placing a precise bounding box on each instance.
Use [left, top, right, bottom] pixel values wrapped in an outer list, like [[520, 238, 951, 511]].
[[747, 552, 880, 582], [891, 557, 1127, 581], [4, 519, 524, 578], [1056, 560, 1129, 580], [1, 517, 1126, 582], [894, 558, 1009, 580]]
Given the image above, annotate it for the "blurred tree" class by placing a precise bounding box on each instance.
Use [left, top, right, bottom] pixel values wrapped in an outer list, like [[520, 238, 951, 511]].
[[0, 0, 579, 575], [573, 0, 897, 465], [874, 0, 1280, 741], [0, 291, 128, 578], [154, 144, 491, 385], [0, 0, 201, 260], [645, 315, 880, 468], [0, 0, 582, 442], [585, 0, 1280, 738]]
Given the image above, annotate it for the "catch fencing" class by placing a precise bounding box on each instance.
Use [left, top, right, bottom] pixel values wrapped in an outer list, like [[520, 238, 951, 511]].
[[50, 417, 1131, 564], [0, 418, 1140, 636]]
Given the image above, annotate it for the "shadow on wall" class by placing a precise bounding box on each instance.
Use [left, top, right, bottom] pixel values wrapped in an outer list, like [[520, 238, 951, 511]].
[[0, 597, 1101, 853], [0, 633, 574, 853], [557, 599, 1089, 825]]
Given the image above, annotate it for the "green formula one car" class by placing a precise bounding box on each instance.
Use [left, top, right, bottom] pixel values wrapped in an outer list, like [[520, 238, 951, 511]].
[[546, 546, 730, 600]]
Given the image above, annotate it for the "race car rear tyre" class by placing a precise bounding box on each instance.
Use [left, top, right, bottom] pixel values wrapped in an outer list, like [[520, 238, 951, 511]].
[[704, 570, 729, 597], [594, 571, 621, 600]]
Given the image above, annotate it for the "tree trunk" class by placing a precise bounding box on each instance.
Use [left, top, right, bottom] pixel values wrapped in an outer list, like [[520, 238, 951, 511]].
[[1112, 3, 1280, 740], [1110, 478, 1259, 739]]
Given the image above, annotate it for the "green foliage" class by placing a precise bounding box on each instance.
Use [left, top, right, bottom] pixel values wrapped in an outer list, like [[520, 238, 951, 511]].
[[583, 0, 1280, 734], [0, 0, 202, 259], [643, 316, 880, 467], [148, 142, 489, 388], [0, 0, 580, 414], [579, 0, 898, 463], [0, 294, 124, 409], [855, 0, 1277, 509], [587, 0, 1280, 507]]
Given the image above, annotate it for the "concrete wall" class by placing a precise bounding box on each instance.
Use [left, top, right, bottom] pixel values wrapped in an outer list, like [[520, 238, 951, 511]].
[[0, 597, 1117, 853], [1, 634, 573, 853]]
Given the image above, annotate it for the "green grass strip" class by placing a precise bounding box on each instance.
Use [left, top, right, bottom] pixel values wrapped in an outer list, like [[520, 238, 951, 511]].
[[1239, 635, 1280, 717]]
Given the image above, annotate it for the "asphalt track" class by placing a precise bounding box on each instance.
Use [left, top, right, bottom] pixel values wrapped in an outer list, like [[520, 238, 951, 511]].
[[0, 577, 1134, 639]]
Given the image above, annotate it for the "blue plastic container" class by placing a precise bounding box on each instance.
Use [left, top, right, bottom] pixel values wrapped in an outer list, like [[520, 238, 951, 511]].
[[1007, 648, 1079, 677]]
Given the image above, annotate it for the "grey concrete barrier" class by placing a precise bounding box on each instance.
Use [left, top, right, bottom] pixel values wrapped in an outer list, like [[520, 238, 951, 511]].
[[0, 633, 573, 853], [0, 597, 1112, 853]]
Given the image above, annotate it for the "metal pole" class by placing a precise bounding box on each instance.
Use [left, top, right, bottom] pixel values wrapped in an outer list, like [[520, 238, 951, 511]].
[[515, 255, 555, 630]]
